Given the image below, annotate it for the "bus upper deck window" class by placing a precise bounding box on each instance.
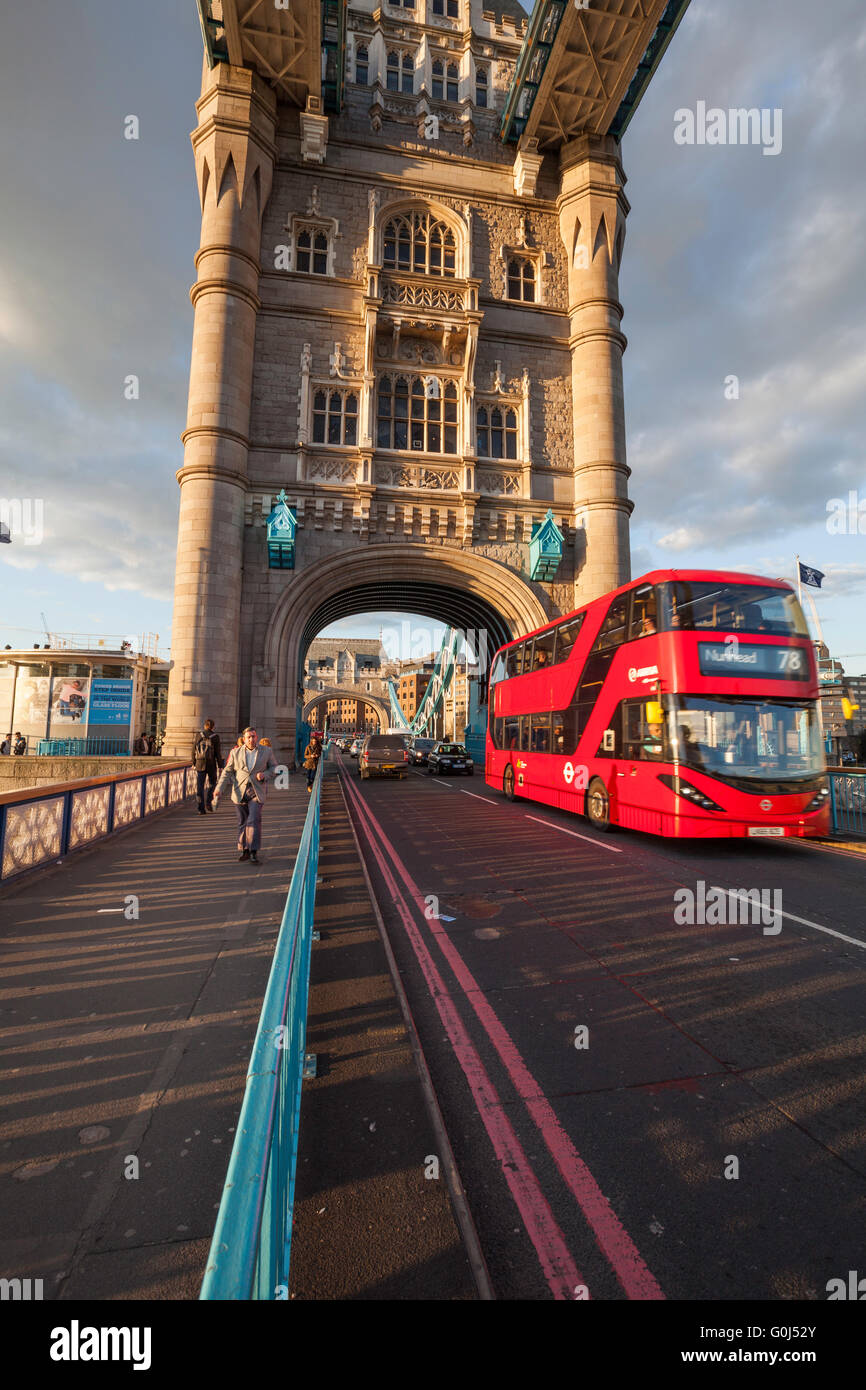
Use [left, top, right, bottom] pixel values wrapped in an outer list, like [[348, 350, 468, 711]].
[[629, 585, 658, 640]]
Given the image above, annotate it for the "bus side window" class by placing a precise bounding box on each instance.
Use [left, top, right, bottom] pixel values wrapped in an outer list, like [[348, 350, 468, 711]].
[[628, 585, 658, 640], [506, 643, 524, 679], [533, 631, 555, 670], [555, 614, 584, 664], [531, 713, 551, 752], [551, 710, 577, 754], [594, 593, 630, 650], [518, 716, 531, 753], [503, 715, 519, 750], [492, 717, 503, 750]]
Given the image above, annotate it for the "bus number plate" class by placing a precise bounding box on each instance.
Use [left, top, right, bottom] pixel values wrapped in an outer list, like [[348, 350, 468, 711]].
[[748, 827, 786, 837]]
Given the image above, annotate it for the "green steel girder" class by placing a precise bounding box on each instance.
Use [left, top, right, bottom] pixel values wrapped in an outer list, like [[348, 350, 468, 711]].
[[500, 0, 692, 147], [499, 0, 568, 145], [197, 0, 229, 68], [321, 0, 347, 114], [608, 0, 692, 140]]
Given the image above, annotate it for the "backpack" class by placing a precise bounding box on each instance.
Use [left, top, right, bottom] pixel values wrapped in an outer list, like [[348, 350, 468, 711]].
[[194, 731, 215, 769]]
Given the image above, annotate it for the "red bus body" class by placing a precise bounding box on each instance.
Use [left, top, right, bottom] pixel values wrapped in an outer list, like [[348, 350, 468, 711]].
[[485, 569, 830, 840]]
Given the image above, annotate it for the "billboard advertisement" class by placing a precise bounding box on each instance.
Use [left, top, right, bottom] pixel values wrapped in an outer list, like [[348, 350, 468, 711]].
[[88, 678, 134, 727], [52, 676, 90, 724]]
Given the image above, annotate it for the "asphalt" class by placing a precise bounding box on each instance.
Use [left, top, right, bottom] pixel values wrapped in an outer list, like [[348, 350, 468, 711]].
[[288, 759, 477, 1300], [339, 754, 866, 1301]]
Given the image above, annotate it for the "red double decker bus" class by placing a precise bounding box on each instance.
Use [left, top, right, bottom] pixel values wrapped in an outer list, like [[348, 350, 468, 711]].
[[485, 570, 830, 839]]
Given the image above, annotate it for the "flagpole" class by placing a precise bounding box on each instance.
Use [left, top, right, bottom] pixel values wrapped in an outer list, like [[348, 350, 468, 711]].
[[795, 553, 803, 610]]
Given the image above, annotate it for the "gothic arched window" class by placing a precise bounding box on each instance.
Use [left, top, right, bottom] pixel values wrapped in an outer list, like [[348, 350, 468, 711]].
[[313, 390, 358, 446], [355, 45, 368, 85], [297, 227, 329, 275], [387, 50, 414, 94], [476, 405, 518, 459], [377, 375, 458, 454], [382, 211, 457, 277], [507, 256, 536, 302]]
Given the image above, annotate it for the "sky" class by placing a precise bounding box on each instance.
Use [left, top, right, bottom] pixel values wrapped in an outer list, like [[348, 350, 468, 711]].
[[1, 1, 863, 669]]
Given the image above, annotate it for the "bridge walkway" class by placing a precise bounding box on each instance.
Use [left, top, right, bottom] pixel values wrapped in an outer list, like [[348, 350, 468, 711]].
[[0, 755, 475, 1300]]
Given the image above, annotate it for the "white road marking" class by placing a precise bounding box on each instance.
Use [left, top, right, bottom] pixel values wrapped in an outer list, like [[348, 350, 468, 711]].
[[459, 790, 499, 804], [96, 909, 123, 914], [524, 815, 623, 854], [713, 888, 866, 951]]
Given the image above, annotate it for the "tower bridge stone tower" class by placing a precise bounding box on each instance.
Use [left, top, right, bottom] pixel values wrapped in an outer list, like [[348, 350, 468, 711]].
[[165, 0, 690, 759]]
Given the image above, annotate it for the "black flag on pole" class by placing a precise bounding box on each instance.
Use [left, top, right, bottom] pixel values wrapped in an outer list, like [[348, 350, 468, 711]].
[[798, 562, 824, 589]]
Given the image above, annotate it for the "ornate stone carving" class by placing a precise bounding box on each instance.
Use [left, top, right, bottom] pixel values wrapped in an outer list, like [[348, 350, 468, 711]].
[[306, 457, 358, 483], [478, 470, 521, 496], [69, 787, 110, 849], [2, 796, 64, 879], [381, 279, 465, 311], [329, 342, 351, 378], [375, 463, 460, 490]]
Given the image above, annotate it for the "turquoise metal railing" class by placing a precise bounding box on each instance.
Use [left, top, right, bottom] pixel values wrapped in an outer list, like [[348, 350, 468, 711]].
[[829, 770, 866, 837], [200, 758, 323, 1300], [37, 737, 131, 756]]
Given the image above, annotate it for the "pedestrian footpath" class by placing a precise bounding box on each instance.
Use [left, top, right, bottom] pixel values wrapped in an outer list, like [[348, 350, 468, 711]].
[[0, 774, 308, 1299]]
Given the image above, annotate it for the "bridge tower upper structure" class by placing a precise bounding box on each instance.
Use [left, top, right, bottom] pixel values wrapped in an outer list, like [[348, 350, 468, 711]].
[[164, 0, 690, 760]]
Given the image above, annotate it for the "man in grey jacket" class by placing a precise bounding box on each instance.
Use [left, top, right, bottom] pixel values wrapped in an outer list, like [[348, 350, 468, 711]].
[[212, 727, 278, 863]]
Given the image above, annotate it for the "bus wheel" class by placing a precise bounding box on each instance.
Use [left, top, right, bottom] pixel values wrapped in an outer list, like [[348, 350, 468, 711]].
[[585, 778, 611, 831], [503, 765, 516, 801]]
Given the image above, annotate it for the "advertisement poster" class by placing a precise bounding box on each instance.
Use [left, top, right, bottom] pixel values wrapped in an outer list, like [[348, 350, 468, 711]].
[[88, 678, 134, 727], [52, 676, 90, 724], [12, 674, 50, 744]]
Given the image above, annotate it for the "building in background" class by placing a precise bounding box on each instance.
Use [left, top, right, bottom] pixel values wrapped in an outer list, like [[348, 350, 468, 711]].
[[815, 644, 864, 762], [444, 657, 480, 741], [302, 638, 388, 732], [0, 634, 169, 753]]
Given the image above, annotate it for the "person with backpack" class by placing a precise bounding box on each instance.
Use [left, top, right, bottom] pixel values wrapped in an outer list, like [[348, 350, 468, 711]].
[[13, 732, 26, 756], [191, 719, 222, 814]]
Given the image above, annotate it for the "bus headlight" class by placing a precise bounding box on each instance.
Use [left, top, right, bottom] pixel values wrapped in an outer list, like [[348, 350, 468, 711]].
[[805, 784, 830, 812], [657, 773, 723, 813]]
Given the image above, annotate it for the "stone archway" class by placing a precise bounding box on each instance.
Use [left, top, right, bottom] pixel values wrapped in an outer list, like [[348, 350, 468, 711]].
[[302, 686, 389, 731], [251, 542, 551, 760]]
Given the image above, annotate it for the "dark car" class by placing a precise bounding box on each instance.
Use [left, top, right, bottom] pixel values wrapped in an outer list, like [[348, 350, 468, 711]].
[[408, 737, 436, 766], [427, 742, 474, 776], [359, 733, 409, 779]]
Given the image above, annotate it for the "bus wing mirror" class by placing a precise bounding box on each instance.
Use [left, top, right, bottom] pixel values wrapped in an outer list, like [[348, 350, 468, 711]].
[[645, 701, 664, 725]]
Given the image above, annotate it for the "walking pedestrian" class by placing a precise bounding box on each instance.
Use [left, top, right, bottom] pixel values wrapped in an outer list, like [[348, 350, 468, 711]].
[[303, 732, 322, 792], [212, 727, 277, 864], [13, 732, 26, 756], [191, 718, 222, 814]]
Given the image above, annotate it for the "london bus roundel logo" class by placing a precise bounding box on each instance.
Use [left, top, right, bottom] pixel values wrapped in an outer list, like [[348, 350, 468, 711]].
[[760, 799, 773, 811], [564, 762, 575, 785]]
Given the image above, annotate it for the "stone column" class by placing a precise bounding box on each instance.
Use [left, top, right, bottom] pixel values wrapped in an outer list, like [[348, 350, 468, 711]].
[[163, 64, 276, 758], [558, 135, 633, 603]]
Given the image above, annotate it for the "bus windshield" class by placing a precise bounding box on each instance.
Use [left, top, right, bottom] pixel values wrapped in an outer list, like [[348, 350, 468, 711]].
[[669, 697, 823, 784], [658, 582, 808, 637]]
